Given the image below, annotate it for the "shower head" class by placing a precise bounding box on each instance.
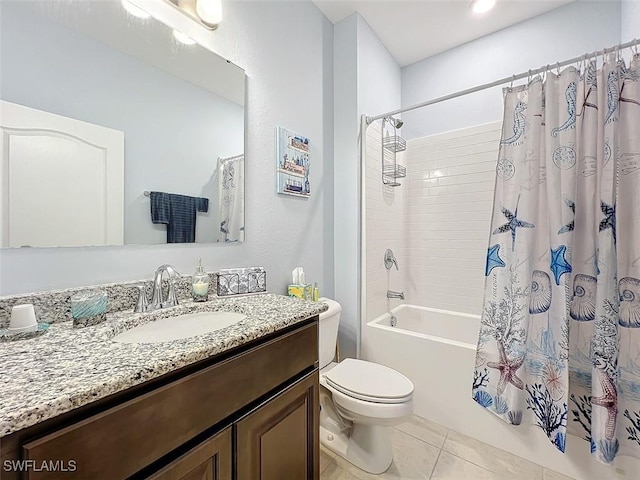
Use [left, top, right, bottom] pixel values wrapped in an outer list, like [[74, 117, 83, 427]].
[[386, 116, 403, 129]]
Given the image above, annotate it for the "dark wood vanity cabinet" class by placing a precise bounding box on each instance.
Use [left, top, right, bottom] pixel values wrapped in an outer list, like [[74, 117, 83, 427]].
[[235, 370, 319, 480], [1, 319, 319, 480], [145, 370, 319, 480]]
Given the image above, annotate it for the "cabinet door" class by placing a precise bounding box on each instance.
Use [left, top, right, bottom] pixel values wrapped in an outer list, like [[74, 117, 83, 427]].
[[146, 427, 232, 480], [235, 370, 319, 480]]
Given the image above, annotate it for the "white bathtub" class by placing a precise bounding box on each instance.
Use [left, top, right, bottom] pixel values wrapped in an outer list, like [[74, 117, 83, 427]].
[[362, 304, 638, 480], [363, 305, 479, 432]]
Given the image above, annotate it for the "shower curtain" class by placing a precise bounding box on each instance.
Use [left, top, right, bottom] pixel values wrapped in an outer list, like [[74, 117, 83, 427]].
[[473, 54, 640, 464], [218, 154, 244, 243]]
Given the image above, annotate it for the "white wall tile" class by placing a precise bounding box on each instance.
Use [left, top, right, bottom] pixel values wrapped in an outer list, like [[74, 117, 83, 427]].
[[365, 120, 499, 320], [404, 122, 500, 314]]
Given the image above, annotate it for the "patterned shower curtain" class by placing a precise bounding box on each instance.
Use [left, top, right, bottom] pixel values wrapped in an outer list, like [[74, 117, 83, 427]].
[[218, 154, 244, 243], [473, 53, 640, 464]]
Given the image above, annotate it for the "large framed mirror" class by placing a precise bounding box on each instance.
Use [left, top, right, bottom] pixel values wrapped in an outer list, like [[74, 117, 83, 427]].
[[0, 0, 245, 248]]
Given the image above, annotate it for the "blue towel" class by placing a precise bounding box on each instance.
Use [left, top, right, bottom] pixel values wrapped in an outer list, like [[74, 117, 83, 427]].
[[150, 191, 209, 243]]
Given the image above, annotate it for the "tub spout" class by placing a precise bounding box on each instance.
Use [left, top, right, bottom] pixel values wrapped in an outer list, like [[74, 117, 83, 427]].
[[387, 290, 404, 300]]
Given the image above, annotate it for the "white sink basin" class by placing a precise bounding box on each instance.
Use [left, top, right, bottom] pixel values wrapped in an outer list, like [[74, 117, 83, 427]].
[[113, 311, 246, 344]]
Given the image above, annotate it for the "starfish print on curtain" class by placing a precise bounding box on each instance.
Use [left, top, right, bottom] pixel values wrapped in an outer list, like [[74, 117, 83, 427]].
[[487, 341, 525, 395], [492, 196, 535, 251], [486, 244, 506, 276], [558, 198, 575, 234]]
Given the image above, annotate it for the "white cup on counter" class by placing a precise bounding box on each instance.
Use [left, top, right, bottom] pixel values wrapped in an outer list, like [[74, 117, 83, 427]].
[[9, 304, 38, 333]]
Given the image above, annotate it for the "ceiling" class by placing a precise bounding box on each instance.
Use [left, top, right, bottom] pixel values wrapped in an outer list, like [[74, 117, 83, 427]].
[[313, 0, 576, 66]]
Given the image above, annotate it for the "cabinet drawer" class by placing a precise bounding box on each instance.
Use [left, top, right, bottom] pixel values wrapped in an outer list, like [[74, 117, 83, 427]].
[[23, 322, 317, 480]]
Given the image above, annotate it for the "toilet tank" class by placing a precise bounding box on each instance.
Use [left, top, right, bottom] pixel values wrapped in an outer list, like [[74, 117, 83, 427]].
[[318, 298, 341, 369]]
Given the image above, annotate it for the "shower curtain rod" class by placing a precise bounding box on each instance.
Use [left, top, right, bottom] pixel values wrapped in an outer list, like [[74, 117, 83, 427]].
[[366, 38, 639, 124]]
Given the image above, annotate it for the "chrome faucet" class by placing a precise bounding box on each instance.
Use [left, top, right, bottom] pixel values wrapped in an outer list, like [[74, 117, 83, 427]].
[[150, 264, 181, 310], [387, 290, 405, 300]]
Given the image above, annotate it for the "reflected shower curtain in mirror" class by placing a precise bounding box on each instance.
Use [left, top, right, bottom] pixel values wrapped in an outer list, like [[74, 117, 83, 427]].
[[473, 54, 640, 463], [218, 154, 244, 243]]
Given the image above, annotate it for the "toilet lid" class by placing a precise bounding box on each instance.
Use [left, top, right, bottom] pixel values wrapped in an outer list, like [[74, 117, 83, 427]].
[[324, 358, 414, 404]]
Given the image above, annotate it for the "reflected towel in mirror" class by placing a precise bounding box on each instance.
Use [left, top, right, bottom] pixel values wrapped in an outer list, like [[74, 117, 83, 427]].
[[150, 191, 209, 243]]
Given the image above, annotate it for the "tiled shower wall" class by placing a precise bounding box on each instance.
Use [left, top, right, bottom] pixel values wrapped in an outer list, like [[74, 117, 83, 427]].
[[404, 122, 501, 314], [364, 121, 502, 321], [364, 120, 406, 322]]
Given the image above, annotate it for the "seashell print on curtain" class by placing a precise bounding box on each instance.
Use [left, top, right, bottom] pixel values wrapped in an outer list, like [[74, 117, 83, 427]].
[[472, 54, 640, 464]]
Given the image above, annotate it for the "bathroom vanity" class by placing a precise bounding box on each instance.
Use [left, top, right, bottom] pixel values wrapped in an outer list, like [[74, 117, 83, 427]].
[[0, 294, 326, 480]]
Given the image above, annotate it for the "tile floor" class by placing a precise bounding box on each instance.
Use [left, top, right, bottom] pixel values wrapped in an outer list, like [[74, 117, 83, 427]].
[[320, 415, 574, 480]]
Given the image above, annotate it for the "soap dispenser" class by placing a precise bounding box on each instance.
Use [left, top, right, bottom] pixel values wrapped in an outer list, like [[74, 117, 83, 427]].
[[192, 258, 210, 302]]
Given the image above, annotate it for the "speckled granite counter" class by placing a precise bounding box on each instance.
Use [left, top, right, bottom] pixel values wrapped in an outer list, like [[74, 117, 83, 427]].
[[0, 293, 327, 437]]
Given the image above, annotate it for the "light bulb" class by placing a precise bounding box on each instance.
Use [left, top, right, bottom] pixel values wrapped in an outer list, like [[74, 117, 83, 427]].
[[470, 0, 497, 15], [172, 29, 196, 45], [196, 0, 223, 27], [121, 0, 151, 19]]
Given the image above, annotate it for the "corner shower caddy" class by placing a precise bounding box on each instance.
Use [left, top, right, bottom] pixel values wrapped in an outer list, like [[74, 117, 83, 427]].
[[381, 117, 406, 187]]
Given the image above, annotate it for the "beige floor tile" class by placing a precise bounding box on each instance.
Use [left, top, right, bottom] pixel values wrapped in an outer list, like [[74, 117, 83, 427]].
[[394, 414, 449, 448], [321, 462, 363, 480], [542, 468, 575, 480], [431, 451, 499, 480], [321, 448, 334, 475], [322, 428, 441, 480], [442, 430, 543, 480]]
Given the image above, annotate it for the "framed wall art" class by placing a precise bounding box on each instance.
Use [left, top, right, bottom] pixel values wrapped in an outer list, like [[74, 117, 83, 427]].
[[276, 126, 310, 198]]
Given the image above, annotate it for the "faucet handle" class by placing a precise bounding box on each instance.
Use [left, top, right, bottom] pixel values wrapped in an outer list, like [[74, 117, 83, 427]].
[[132, 283, 149, 313], [163, 278, 180, 308], [384, 249, 399, 270]]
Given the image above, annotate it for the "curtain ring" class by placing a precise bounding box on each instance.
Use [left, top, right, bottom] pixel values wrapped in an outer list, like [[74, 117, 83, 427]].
[[556, 61, 561, 75], [509, 74, 515, 90], [633, 38, 639, 56]]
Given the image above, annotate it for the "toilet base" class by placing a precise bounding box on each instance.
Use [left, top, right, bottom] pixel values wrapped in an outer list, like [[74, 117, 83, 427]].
[[320, 423, 393, 474]]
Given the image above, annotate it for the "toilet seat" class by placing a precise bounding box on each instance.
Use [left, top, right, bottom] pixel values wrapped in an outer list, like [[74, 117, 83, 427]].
[[324, 358, 413, 404], [326, 383, 414, 422]]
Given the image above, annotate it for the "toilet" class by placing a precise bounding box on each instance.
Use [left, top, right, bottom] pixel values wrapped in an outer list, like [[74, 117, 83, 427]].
[[318, 298, 414, 474]]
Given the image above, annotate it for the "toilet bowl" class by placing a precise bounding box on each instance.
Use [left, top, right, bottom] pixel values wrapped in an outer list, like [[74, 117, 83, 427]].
[[318, 299, 414, 474]]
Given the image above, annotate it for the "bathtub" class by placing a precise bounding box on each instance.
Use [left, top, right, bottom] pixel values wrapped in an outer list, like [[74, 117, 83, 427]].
[[363, 305, 479, 431], [362, 304, 638, 480]]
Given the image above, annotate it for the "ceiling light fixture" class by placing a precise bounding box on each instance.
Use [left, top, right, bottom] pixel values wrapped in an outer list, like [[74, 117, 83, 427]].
[[172, 29, 196, 45], [470, 0, 497, 15], [195, 0, 223, 29], [121, 0, 151, 19]]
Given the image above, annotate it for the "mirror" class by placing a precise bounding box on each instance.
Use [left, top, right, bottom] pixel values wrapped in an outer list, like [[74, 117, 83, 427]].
[[0, 0, 245, 248]]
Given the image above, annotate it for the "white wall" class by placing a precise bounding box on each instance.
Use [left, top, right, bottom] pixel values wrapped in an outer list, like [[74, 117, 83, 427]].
[[1, 2, 244, 245], [0, 0, 334, 296], [334, 13, 401, 358], [333, 14, 359, 358], [622, 1, 640, 42], [401, 1, 622, 140]]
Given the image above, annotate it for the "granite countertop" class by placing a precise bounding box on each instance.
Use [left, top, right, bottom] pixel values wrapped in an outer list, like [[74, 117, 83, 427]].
[[0, 293, 327, 437]]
